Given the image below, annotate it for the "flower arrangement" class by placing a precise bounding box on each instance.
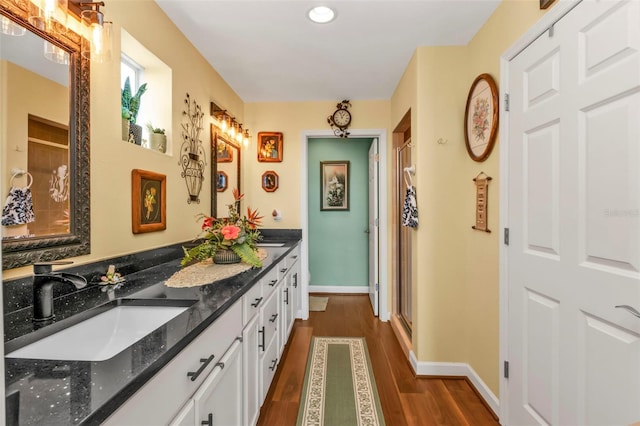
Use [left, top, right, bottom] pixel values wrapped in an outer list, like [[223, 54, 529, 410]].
[[181, 189, 264, 267]]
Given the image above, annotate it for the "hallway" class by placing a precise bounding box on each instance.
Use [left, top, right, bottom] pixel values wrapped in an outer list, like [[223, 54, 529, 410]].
[[258, 295, 499, 425]]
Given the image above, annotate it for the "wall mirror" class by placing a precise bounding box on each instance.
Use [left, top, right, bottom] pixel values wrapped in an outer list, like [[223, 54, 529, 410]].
[[1, 0, 90, 270], [210, 125, 241, 217]]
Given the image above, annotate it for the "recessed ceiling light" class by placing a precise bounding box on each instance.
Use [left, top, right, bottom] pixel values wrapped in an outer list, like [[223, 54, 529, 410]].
[[308, 6, 335, 24]]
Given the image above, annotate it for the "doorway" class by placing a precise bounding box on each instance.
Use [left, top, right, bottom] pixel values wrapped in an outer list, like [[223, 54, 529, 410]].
[[299, 129, 388, 322]]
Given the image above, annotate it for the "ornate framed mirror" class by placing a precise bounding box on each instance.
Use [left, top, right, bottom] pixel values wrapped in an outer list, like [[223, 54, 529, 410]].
[[1, 0, 90, 270], [210, 125, 241, 218]]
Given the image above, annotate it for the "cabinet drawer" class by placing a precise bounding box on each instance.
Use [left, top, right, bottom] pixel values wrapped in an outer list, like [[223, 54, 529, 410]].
[[259, 333, 279, 403], [261, 266, 279, 299], [103, 302, 242, 426], [285, 245, 300, 268], [242, 282, 263, 325], [260, 288, 279, 351]]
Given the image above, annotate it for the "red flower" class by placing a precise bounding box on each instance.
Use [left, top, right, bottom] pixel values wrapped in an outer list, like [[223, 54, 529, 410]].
[[246, 207, 263, 229], [201, 216, 215, 230], [232, 188, 244, 202], [221, 225, 241, 240]]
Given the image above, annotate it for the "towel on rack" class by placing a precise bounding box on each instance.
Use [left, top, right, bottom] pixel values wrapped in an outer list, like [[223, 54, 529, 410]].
[[402, 185, 418, 228], [2, 186, 35, 226]]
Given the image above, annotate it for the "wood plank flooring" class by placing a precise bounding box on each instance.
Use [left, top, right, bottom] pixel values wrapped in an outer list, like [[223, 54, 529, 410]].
[[257, 294, 499, 426]]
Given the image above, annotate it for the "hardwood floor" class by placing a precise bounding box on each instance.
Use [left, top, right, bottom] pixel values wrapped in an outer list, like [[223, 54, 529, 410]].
[[257, 294, 499, 426]]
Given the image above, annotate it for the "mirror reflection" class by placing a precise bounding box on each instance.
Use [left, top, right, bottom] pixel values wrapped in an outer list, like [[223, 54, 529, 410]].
[[211, 126, 241, 217], [1, 26, 70, 240], [1, 2, 90, 271]]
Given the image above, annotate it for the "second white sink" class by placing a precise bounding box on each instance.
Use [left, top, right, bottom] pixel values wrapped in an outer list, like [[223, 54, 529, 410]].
[[6, 304, 189, 361]]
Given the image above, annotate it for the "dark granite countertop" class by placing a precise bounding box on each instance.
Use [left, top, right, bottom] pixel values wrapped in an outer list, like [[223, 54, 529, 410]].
[[4, 234, 300, 425]]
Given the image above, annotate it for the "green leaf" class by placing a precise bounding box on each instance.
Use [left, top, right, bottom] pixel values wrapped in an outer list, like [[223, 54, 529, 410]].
[[231, 242, 262, 268]]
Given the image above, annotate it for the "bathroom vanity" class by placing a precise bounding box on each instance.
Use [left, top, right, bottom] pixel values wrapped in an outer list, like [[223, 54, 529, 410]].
[[3, 237, 301, 425]]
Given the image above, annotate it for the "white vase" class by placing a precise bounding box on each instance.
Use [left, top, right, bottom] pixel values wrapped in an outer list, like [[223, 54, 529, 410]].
[[149, 133, 167, 153]]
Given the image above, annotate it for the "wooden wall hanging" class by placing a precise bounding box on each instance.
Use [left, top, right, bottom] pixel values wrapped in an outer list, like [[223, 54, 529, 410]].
[[472, 172, 492, 233]]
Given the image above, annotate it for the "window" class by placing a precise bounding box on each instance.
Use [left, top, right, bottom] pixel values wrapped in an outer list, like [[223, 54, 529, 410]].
[[121, 53, 143, 93]]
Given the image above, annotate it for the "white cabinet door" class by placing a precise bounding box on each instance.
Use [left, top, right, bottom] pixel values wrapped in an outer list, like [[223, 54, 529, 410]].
[[193, 338, 243, 426], [243, 313, 260, 426], [259, 331, 279, 403]]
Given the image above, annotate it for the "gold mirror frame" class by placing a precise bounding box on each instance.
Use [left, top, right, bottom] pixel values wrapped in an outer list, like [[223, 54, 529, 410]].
[[210, 125, 241, 218], [1, 0, 91, 270]]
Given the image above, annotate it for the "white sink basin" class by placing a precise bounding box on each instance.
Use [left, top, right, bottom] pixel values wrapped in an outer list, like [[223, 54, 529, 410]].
[[256, 243, 285, 247], [6, 304, 189, 361]]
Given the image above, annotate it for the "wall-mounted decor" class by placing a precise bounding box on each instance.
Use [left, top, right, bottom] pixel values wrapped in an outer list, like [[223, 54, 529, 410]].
[[132, 169, 166, 234], [320, 161, 349, 211], [471, 171, 492, 233], [540, 0, 555, 9], [179, 93, 206, 204], [216, 143, 234, 163], [327, 99, 352, 138], [262, 170, 279, 192], [464, 73, 499, 162], [216, 171, 228, 192], [257, 132, 283, 162]]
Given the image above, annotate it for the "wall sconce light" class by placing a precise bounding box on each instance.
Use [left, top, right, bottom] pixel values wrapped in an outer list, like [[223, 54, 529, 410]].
[[210, 102, 250, 148], [28, 0, 68, 32], [79, 1, 112, 63]]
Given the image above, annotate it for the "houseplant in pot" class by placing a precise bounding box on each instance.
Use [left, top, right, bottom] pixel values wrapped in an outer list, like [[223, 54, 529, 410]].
[[181, 190, 263, 267], [121, 76, 147, 145], [146, 123, 166, 153]]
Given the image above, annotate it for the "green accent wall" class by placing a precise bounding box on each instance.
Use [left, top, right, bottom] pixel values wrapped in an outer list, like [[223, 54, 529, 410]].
[[308, 137, 373, 287]]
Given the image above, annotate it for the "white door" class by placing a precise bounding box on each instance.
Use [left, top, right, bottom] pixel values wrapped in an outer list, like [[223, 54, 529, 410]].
[[507, 0, 640, 424], [369, 138, 379, 316]]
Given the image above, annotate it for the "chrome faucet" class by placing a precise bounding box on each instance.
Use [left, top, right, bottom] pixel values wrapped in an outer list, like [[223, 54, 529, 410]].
[[33, 261, 87, 322]]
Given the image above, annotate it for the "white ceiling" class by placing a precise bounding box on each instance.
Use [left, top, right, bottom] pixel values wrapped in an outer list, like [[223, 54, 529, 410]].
[[155, 0, 501, 103]]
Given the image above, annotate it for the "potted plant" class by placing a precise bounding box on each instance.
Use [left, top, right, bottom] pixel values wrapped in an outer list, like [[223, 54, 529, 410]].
[[121, 76, 147, 145], [121, 108, 131, 141], [146, 123, 167, 153]]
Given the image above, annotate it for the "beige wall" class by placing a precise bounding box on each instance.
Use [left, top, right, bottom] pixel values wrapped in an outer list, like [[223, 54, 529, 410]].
[[390, 0, 549, 396], [3, 0, 243, 279]]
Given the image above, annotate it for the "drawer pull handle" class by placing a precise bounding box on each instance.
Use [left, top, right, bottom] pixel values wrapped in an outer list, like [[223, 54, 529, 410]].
[[251, 297, 263, 307], [281, 268, 288, 273], [268, 279, 277, 287], [258, 326, 265, 351], [292, 255, 298, 259], [269, 359, 277, 371], [284, 288, 289, 305], [187, 354, 214, 381], [201, 413, 213, 426], [270, 313, 278, 323], [293, 274, 298, 288], [216, 361, 225, 370]]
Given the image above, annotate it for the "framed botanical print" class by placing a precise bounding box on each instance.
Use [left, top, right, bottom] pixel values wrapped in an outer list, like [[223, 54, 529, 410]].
[[257, 132, 283, 162], [132, 169, 166, 234], [464, 73, 499, 162], [320, 161, 349, 211]]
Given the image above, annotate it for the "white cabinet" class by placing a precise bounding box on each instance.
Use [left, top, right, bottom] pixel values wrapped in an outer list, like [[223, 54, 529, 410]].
[[104, 302, 242, 426], [243, 312, 260, 426], [193, 338, 243, 426], [170, 399, 195, 426]]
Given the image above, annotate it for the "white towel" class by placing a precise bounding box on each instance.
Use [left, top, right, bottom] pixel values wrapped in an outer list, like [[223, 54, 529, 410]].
[[2, 186, 35, 226], [402, 185, 418, 228]]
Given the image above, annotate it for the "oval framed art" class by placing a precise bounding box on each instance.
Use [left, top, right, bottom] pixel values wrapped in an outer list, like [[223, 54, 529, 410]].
[[464, 73, 499, 162]]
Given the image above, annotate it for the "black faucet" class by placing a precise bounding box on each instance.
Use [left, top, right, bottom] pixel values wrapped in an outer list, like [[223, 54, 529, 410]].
[[33, 261, 87, 322]]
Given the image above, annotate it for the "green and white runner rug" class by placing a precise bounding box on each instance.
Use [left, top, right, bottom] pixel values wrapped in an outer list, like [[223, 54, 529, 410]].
[[297, 337, 386, 426]]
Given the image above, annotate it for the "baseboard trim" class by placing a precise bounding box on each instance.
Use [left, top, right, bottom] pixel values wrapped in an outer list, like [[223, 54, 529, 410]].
[[409, 352, 500, 417], [308, 285, 369, 294]]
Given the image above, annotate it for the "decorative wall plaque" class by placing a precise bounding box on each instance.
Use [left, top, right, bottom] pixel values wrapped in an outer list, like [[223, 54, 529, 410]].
[[472, 172, 492, 233]]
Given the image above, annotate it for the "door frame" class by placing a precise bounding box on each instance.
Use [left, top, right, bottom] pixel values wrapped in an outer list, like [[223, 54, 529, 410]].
[[299, 129, 389, 322], [499, 0, 582, 423]]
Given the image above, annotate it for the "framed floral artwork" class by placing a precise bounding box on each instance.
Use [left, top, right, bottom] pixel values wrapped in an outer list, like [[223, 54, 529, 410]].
[[132, 169, 166, 234], [320, 161, 349, 211], [464, 73, 499, 162], [262, 170, 279, 192], [257, 132, 283, 162]]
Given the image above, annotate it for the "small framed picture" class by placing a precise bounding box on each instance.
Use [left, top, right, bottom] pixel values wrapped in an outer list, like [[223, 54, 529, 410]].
[[257, 132, 283, 162], [320, 161, 349, 211], [132, 169, 166, 234], [261, 170, 279, 192], [216, 171, 228, 192], [216, 143, 234, 163]]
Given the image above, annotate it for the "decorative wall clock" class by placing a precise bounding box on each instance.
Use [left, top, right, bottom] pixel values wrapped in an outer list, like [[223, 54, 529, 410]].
[[464, 74, 499, 162], [327, 100, 352, 138]]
